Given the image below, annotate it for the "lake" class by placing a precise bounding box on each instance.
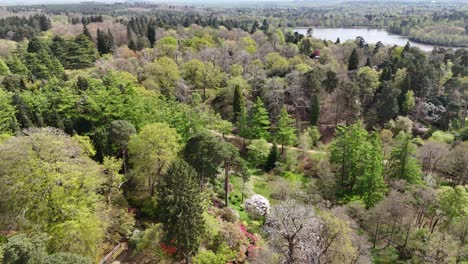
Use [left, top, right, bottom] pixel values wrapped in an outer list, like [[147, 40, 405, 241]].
[[294, 27, 460, 52]]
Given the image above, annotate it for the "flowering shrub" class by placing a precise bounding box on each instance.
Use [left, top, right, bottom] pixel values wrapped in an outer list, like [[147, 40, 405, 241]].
[[160, 241, 177, 256]]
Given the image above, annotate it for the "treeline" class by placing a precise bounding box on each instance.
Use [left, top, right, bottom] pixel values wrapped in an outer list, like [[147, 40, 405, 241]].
[[0, 14, 51, 41]]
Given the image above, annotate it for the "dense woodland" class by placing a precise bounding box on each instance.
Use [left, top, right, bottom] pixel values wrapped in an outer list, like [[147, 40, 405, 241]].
[[0, 2, 467, 264]]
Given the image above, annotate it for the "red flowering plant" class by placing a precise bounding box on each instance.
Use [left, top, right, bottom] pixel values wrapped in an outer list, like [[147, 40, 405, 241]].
[[239, 224, 260, 259], [160, 239, 177, 256]]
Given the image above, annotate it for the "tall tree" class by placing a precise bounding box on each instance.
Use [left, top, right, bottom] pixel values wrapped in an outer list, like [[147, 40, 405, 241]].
[[128, 123, 181, 196], [232, 84, 244, 122], [220, 142, 247, 207], [275, 106, 297, 153], [157, 159, 205, 264], [250, 97, 271, 140], [348, 48, 359, 71], [387, 132, 422, 184]]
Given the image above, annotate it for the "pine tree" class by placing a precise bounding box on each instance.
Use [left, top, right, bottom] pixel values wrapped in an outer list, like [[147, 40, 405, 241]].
[[96, 28, 105, 55], [265, 143, 278, 171], [354, 133, 386, 208], [387, 132, 422, 184], [250, 97, 271, 140], [232, 84, 244, 122], [310, 94, 320, 125], [348, 48, 359, 71], [275, 106, 297, 153], [147, 20, 156, 47], [107, 29, 114, 52], [365, 57, 372, 67], [157, 160, 205, 264], [250, 20, 260, 34], [82, 24, 92, 41], [260, 18, 269, 32], [237, 103, 249, 141]]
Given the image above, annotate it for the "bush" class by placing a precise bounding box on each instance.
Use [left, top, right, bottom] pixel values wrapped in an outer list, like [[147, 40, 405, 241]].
[[430, 130, 454, 143], [247, 139, 271, 165], [43, 253, 91, 264]]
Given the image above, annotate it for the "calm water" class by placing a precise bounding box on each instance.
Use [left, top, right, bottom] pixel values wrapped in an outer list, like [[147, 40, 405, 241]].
[[294, 27, 460, 52]]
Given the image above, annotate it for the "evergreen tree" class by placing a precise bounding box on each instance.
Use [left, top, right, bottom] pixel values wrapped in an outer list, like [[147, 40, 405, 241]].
[[310, 94, 320, 125], [107, 29, 114, 52], [335, 37, 340, 44], [260, 18, 269, 32], [250, 20, 260, 34], [237, 103, 249, 140], [64, 34, 97, 69], [387, 132, 422, 184], [232, 84, 244, 122], [275, 106, 297, 153], [82, 24, 92, 41], [250, 97, 271, 139], [354, 133, 386, 208], [147, 20, 156, 47], [365, 57, 372, 67], [157, 159, 205, 264], [265, 143, 278, 171], [348, 48, 359, 71]]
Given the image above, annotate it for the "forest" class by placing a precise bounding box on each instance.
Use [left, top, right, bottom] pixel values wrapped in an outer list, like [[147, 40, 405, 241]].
[[0, 1, 467, 264]]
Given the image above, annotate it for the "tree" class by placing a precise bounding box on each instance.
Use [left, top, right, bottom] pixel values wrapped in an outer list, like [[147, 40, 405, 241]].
[[331, 122, 386, 205], [232, 84, 245, 122], [354, 134, 387, 208], [142, 57, 181, 97], [437, 185, 468, 225], [96, 28, 113, 55], [82, 24, 92, 40], [102, 157, 125, 205], [265, 143, 279, 172], [0, 88, 18, 134], [247, 138, 271, 165], [356, 66, 380, 108], [107, 120, 136, 173], [260, 18, 269, 32], [387, 132, 422, 184], [0, 59, 10, 75], [250, 97, 271, 140], [128, 123, 181, 196], [348, 48, 359, 71], [0, 128, 106, 257], [220, 142, 247, 207], [157, 159, 205, 264], [183, 132, 225, 187], [310, 94, 320, 126], [265, 200, 320, 264], [275, 106, 297, 153], [2, 233, 48, 264]]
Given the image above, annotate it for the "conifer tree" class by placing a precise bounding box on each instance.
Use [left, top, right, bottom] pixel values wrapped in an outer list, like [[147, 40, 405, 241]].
[[250, 97, 271, 140], [310, 94, 320, 126], [157, 160, 204, 264], [232, 84, 244, 122], [348, 48, 359, 71], [387, 132, 422, 184], [275, 106, 296, 153], [265, 143, 278, 171], [250, 20, 260, 34], [82, 24, 92, 41]]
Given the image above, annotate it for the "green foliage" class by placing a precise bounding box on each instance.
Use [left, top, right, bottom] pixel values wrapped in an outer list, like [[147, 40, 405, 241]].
[[232, 84, 245, 122], [348, 48, 359, 71], [0, 59, 10, 76], [437, 185, 468, 224], [429, 130, 454, 144], [43, 253, 91, 264], [141, 57, 180, 97], [0, 128, 105, 257], [2, 233, 47, 264], [157, 159, 205, 261], [310, 94, 320, 126], [250, 97, 271, 140], [387, 132, 422, 184], [0, 89, 18, 134], [265, 143, 279, 171], [275, 106, 297, 150], [128, 123, 181, 196], [331, 122, 386, 207], [247, 138, 271, 165]]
